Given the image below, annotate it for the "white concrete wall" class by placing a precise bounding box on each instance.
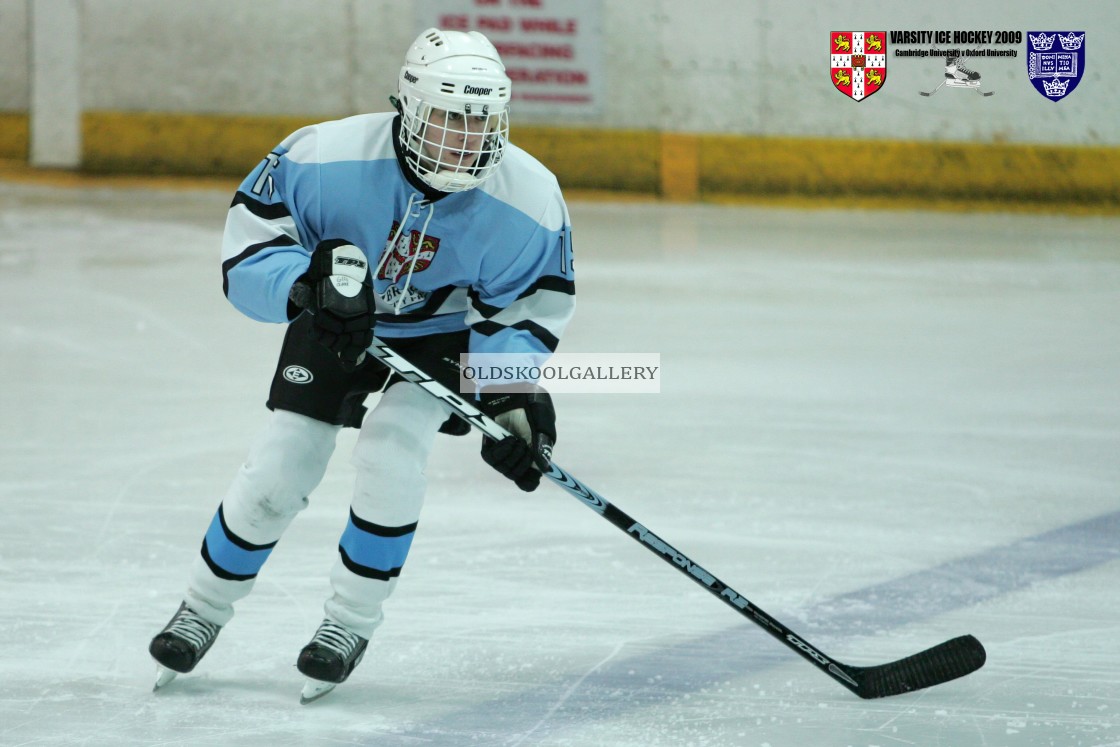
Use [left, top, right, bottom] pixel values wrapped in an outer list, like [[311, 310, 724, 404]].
[[630, 0, 1117, 145], [78, 0, 411, 116], [29, 0, 82, 166], [2, 0, 1117, 145], [0, 0, 30, 109]]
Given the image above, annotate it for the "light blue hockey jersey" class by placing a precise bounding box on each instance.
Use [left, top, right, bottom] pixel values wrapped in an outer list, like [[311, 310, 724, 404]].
[[220, 112, 575, 363]]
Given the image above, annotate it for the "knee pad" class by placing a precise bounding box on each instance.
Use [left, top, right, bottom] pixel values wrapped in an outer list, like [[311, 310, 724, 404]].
[[351, 383, 449, 472], [225, 410, 341, 535], [350, 383, 450, 524]]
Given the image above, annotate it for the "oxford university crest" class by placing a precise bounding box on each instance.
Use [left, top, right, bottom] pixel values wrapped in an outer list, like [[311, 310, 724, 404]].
[[1026, 31, 1085, 101]]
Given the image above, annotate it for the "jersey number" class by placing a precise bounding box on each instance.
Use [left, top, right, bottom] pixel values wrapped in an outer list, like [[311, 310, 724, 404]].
[[251, 152, 282, 197], [559, 230, 573, 275]]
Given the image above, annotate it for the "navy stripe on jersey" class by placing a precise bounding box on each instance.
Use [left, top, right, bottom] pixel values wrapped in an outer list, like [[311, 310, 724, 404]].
[[468, 274, 573, 352], [337, 510, 418, 581], [469, 276, 575, 319], [521, 275, 576, 299], [230, 191, 293, 221], [200, 504, 278, 582], [471, 319, 560, 351], [221, 235, 301, 298]]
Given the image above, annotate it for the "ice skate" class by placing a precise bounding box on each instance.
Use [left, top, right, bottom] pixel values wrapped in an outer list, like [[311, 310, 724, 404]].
[[945, 54, 981, 84], [149, 602, 222, 691], [920, 54, 994, 96], [297, 619, 369, 704]]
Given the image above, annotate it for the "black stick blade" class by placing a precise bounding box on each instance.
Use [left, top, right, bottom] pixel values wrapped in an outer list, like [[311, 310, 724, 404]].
[[846, 635, 986, 699]]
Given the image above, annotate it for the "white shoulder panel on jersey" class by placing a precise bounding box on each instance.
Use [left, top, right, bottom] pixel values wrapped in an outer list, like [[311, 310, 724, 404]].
[[282, 112, 397, 166], [480, 143, 566, 232], [220, 208, 300, 263]]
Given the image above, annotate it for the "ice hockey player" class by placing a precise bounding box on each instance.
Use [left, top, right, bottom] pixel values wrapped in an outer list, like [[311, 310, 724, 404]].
[[149, 27, 575, 703]]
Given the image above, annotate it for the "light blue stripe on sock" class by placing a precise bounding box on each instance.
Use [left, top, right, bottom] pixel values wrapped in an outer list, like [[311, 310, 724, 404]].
[[338, 519, 416, 574], [202, 507, 274, 578]]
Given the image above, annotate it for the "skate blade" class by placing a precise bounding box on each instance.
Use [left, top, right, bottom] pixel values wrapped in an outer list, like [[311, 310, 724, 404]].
[[153, 666, 178, 692], [300, 679, 337, 705]]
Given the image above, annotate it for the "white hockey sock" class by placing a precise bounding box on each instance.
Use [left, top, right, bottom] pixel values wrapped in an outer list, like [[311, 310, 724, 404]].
[[185, 409, 340, 626], [324, 382, 451, 637]]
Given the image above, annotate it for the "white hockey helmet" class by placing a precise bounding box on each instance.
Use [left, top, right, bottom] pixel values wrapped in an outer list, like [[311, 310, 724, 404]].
[[397, 28, 512, 192]]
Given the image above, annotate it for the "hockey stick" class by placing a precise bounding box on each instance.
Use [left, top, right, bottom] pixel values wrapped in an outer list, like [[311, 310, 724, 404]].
[[920, 80, 994, 96], [365, 337, 986, 699], [918, 80, 946, 96]]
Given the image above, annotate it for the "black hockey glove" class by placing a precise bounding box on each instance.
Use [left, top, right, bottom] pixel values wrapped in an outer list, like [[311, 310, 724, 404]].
[[479, 385, 556, 492], [289, 239, 374, 371]]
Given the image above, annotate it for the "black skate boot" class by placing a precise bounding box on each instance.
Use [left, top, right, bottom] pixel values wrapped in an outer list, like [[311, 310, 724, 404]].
[[149, 602, 222, 689], [297, 619, 368, 704]]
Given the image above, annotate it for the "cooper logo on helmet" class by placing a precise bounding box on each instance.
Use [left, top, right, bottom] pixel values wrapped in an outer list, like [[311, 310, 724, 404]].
[[463, 85, 492, 95]]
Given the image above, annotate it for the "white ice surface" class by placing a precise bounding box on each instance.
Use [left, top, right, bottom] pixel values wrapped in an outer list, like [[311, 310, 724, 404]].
[[1, 182, 1118, 746]]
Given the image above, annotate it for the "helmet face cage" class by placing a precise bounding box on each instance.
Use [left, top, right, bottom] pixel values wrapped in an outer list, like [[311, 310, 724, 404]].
[[396, 29, 511, 193], [399, 96, 509, 193]]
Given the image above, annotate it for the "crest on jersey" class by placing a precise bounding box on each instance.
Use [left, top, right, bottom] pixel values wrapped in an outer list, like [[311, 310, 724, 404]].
[[831, 32, 887, 101], [379, 221, 441, 281], [1026, 31, 1085, 102]]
